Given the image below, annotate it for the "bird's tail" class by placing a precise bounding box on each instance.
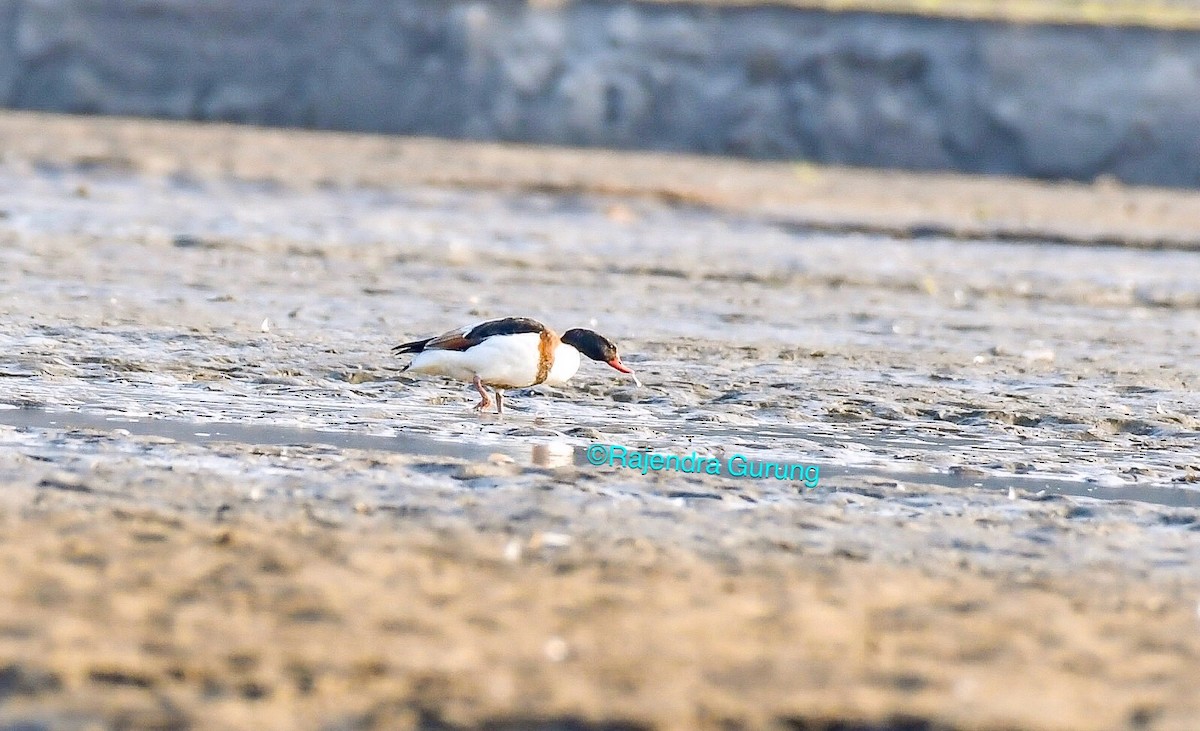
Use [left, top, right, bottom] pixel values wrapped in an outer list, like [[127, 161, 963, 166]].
[[391, 337, 433, 356]]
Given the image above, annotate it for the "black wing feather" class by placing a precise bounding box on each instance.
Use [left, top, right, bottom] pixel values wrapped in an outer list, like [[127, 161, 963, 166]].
[[391, 337, 433, 355]]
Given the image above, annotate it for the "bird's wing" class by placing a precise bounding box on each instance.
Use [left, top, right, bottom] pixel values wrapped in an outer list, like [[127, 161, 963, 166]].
[[421, 317, 547, 352], [391, 336, 434, 355]]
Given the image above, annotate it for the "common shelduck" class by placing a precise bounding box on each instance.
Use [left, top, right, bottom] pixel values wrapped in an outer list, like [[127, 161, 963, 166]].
[[392, 317, 639, 414]]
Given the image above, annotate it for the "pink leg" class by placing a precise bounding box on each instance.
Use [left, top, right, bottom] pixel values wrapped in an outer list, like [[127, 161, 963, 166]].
[[472, 374, 492, 412]]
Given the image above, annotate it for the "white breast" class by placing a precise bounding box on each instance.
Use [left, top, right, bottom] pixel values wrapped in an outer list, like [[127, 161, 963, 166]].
[[543, 343, 580, 386], [406, 333, 544, 388]]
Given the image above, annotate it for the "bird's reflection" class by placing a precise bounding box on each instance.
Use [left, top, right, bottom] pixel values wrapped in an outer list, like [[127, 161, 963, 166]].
[[531, 442, 574, 468]]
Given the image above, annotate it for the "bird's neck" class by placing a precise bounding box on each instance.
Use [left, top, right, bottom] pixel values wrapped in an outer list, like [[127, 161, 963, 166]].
[[546, 343, 581, 385]]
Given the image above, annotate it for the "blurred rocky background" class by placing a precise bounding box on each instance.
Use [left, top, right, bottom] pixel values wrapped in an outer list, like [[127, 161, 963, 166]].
[[1, 0, 1200, 186]]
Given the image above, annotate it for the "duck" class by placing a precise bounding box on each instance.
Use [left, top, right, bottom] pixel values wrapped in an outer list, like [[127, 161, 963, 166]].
[[392, 317, 639, 414]]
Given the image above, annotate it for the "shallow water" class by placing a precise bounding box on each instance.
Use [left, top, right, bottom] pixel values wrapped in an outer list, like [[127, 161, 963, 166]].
[[1, 162, 1199, 512], [3, 406, 1198, 509]]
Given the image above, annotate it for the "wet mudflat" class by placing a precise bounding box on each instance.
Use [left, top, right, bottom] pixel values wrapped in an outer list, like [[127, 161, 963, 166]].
[[0, 113, 1198, 730]]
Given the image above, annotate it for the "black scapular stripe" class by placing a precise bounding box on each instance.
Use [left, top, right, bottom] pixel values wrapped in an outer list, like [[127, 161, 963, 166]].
[[463, 317, 546, 341], [391, 317, 546, 356]]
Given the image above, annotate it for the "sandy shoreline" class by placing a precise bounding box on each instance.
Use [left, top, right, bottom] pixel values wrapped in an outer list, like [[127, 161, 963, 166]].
[[2, 111, 1198, 249], [4, 464, 1200, 731], [0, 112, 1198, 730], [640, 0, 1200, 29]]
